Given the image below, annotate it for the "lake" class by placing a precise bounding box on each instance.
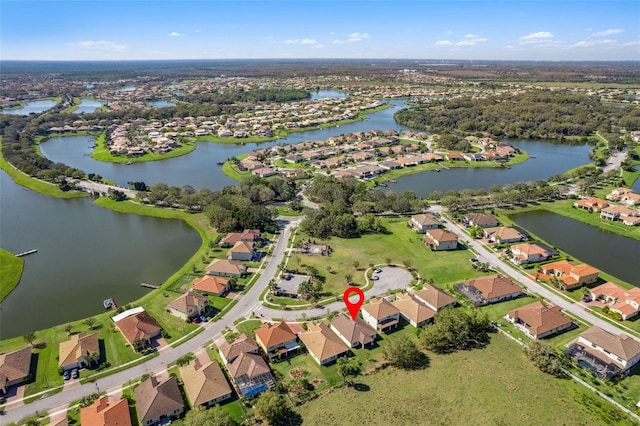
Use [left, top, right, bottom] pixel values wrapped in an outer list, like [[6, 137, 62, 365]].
[[510, 210, 640, 286], [0, 171, 201, 338], [1, 99, 57, 116], [74, 98, 105, 114], [148, 100, 175, 108]]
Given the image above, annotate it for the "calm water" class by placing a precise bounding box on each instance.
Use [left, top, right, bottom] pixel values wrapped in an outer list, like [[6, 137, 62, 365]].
[[0, 171, 201, 338], [148, 100, 175, 108], [390, 141, 590, 197], [74, 98, 105, 114], [310, 90, 347, 100], [510, 210, 640, 286], [1, 99, 57, 116], [632, 166, 640, 193]]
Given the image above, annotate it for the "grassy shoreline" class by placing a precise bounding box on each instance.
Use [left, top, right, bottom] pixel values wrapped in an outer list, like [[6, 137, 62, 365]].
[[0, 248, 24, 302], [90, 133, 198, 163]]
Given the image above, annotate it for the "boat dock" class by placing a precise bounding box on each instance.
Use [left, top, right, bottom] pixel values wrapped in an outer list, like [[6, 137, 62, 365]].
[[141, 282, 160, 289], [103, 298, 117, 310], [15, 249, 37, 257]]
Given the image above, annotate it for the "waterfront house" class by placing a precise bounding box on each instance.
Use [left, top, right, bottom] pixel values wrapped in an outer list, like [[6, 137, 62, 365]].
[[192, 275, 230, 297], [423, 228, 459, 251], [0, 346, 32, 395], [166, 290, 209, 321], [505, 301, 573, 339], [509, 242, 554, 264], [574, 197, 609, 212], [600, 205, 640, 226], [361, 298, 401, 333], [482, 226, 528, 244], [299, 323, 350, 365], [455, 275, 523, 306], [462, 213, 499, 228], [540, 260, 600, 290], [227, 241, 256, 261], [178, 359, 232, 408], [219, 229, 260, 246], [589, 282, 640, 320], [410, 284, 457, 312], [113, 307, 162, 350], [392, 293, 436, 327], [80, 396, 132, 426], [445, 153, 464, 161], [135, 376, 184, 426], [252, 167, 278, 178], [329, 313, 378, 348], [254, 322, 301, 361], [58, 333, 99, 371], [409, 213, 440, 233], [205, 259, 247, 278]]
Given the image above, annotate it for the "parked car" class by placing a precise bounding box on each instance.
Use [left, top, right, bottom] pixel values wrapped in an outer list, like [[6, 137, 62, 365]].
[[63, 370, 71, 381], [71, 369, 79, 379], [200, 316, 207, 323], [374, 268, 382, 273], [372, 276, 379, 281]]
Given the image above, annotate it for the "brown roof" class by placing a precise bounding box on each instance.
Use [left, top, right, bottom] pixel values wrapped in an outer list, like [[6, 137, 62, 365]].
[[80, 396, 132, 426], [507, 301, 572, 337], [411, 213, 439, 227], [192, 275, 229, 295], [205, 259, 246, 276], [135, 376, 184, 424], [218, 333, 259, 364], [254, 322, 296, 350], [329, 313, 377, 346], [226, 351, 272, 380], [464, 275, 523, 300], [484, 226, 526, 241], [412, 284, 457, 311], [0, 346, 31, 384], [392, 293, 436, 325], [541, 260, 599, 279], [362, 298, 400, 321], [511, 242, 553, 258], [179, 360, 232, 407], [463, 213, 498, 226], [425, 228, 458, 243], [220, 229, 260, 245], [166, 290, 208, 314], [115, 311, 162, 346], [580, 326, 640, 363], [299, 323, 349, 363], [58, 333, 99, 368], [228, 241, 255, 254]]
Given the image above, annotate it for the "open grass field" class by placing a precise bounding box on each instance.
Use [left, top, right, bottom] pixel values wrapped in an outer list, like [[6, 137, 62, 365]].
[[0, 248, 24, 302], [294, 332, 636, 425]]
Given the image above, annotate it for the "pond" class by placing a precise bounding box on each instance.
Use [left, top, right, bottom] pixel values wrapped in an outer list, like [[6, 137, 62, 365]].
[[148, 100, 175, 108], [509, 210, 640, 286], [74, 98, 105, 114], [1, 99, 57, 116], [0, 170, 201, 338]]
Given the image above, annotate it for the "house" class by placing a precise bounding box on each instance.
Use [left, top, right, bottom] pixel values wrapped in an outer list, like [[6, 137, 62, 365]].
[[505, 301, 573, 339], [329, 312, 378, 348], [392, 293, 436, 327], [574, 197, 609, 212], [589, 282, 640, 320], [219, 229, 260, 246], [606, 188, 640, 206], [166, 290, 209, 321], [299, 323, 350, 365], [218, 334, 274, 397], [227, 241, 256, 261], [58, 333, 99, 371], [462, 213, 499, 228], [361, 298, 401, 333], [600, 205, 640, 226], [178, 360, 232, 408], [483, 226, 528, 244], [135, 376, 185, 426], [409, 213, 440, 233], [0, 346, 32, 395], [423, 228, 458, 251], [80, 396, 132, 426], [205, 259, 247, 277], [463, 153, 484, 161], [411, 284, 457, 312], [540, 260, 600, 290], [218, 334, 260, 364], [113, 307, 162, 350], [445, 153, 464, 161], [566, 326, 640, 379], [455, 275, 524, 306], [254, 322, 301, 361], [252, 167, 278, 178], [509, 242, 554, 264], [192, 275, 230, 297]]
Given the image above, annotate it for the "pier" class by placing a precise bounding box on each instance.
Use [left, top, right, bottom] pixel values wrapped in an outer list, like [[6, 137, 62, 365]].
[[141, 282, 160, 289], [103, 298, 117, 310], [15, 249, 37, 257]]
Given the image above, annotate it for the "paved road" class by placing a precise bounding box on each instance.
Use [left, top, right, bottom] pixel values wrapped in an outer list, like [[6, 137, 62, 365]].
[[603, 149, 627, 174], [74, 180, 137, 198], [1, 217, 299, 424]]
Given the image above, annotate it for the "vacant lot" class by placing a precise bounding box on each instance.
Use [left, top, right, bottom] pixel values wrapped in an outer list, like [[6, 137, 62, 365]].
[[295, 333, 635, 425]]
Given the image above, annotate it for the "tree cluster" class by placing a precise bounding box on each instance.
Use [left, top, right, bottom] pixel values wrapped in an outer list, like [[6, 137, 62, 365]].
[[523, 340, 566, 377], [419, 307, 492, 354], [382, 336, 429, 370], [179, 87, 310, 104]]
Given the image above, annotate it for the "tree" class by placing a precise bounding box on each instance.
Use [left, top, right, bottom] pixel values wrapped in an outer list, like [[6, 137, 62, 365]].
[[345, 273, 353, 284], [254, 391, 290, 425], [107, 188, 127, 201], [382, 336, 428, 370], [64, 323, 73, 335], [83, 317, 97, 330], [337, 358, 361, 385], [420, 307, 491, 354], [177, 405, 238, 426], [352, 259, 360, 270], [524, 340, 565, 377], [23, 331, 36, 345]]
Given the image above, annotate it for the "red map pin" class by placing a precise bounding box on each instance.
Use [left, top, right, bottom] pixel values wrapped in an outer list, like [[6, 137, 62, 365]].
[[343, 287, 365, 320]]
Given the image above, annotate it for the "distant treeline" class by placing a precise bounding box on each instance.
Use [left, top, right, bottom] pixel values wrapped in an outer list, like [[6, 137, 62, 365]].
[[178, 87, 310, 104], [395, 91, 640, 140]]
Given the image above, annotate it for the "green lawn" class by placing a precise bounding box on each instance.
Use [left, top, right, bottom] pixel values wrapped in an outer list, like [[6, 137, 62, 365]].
[[0, 248, 24, 302], [294, 332, 636, 425], [90, 133, 197, 163]]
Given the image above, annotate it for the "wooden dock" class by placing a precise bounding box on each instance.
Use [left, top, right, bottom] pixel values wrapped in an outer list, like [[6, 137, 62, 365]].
[[15, 249, 37, 257], [103, 298, 117, 310], [140, 282, 160, 289]]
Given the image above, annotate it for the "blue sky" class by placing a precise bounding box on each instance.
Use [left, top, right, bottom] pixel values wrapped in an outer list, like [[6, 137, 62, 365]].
[[1, 1, 639, 61]]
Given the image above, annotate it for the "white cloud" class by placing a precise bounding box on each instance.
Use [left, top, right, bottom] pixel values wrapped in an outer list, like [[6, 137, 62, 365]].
[[167, 32, 184, 37], [519, 32, 554, 44], [72, 41, 127, 52], [446, 30, 453, 35], [283, 38, 318, 45], [593, 28, 624, 37], [348, 32, 370, 42], [454, 35, 487, 47], [464, 34, 478, 38], [623, 41, 640, 47], [435, 40, 453, 46], [572, 39, 616, 48], [313, 44, 324, 49], [332, 39, 347, 45]]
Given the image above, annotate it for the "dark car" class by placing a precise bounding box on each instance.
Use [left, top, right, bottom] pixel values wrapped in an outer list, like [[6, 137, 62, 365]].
[[63, 370, 71, 381]]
